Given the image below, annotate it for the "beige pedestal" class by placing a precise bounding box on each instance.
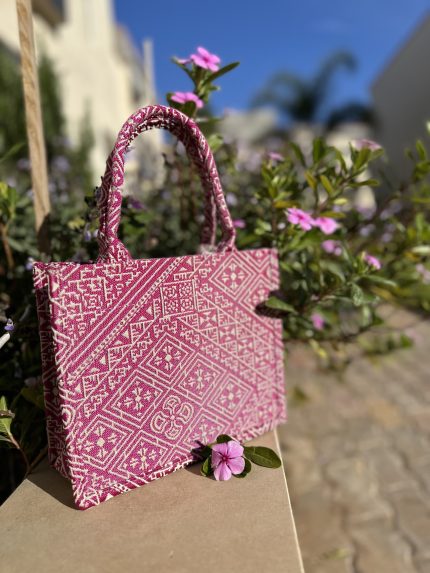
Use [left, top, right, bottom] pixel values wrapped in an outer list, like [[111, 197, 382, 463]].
[[1, 431, 303, 573]]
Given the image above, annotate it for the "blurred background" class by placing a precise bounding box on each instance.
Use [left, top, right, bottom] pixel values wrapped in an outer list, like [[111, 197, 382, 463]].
[[1, 1, 430, 572]]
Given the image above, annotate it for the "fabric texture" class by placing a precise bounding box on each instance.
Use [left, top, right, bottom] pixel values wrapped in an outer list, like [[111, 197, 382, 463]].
[[33, 105, 286, 510]]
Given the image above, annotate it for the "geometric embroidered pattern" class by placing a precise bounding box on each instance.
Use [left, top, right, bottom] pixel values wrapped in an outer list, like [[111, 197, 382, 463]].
[[33, 106, 286, 510]]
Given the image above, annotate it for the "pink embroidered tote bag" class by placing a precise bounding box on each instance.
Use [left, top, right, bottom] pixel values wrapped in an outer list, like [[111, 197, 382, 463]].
[[33, 105, 286, 510]]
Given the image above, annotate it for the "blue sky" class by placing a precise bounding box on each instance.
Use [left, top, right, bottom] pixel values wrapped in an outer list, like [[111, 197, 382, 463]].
[[115, 1, 429, 115]]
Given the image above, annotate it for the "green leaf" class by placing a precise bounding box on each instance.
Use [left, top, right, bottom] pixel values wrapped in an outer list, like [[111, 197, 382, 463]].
[[0, 141, 25, 165], [320, 210, 345, 219], [206, 134, 224, 153], [216, 434, 233, 444], [320, 174, 335, 196], [264, 296, 296, 313], [312, 138, 324, 163], [350, 283, 364, 307], [170, 60, 195, 82], [354, 147, 371, 171], [20, 387, 45, 410], [204, 62, 240, 83], [321, 261, 345, 281], [0, 396, 13, 439], [273, 200, 295, 209], [358, 179, 380, 187], [416, 139, 427, 161], [200, 456, 212, 477], [243, 446, 282, 468], [362, 275, 397, 288], [411, 245, 430, 255], [309, 339, 328, 360], [305, 171, 317, 191], [289, 142, 306, 166], [195, 445, 212, 460], [234, 458, 252, 478]]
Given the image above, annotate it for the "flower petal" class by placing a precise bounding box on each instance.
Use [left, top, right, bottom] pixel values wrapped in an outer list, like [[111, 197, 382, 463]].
[[197, 46, 210, 58], [211, 449, 223, 469], [212, 442, 229, 456], [228, 456, 245, 475], [226, 440, 244, 458], [214, 461, 232, 481]]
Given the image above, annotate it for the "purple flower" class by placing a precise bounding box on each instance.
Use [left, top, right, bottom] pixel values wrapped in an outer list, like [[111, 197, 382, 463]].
[[356, 205, 376, 219], [24, 376, 42, 388], [268, 152, 284, 163], [171, 91, 204, 109], [353, 139, 382, 152], [83, 225, 92, 242], [17, 158, 31, 171], [127, 197, 145, 211], [51, 156, 70, 173], [233, 219, 246, 229], [211, 440, 245, 481], [286, 207, 315, 231], [4, 318, 14, 332], [314, 217, 339, 235], [322, 240, 342, 256], [381, 232, 393, 243], [190, 46, 220, 72], [311, 313, 325, 331], [25, 256, 35, 271], [363, 253, 381, 270], [226, 193, 238, 206]]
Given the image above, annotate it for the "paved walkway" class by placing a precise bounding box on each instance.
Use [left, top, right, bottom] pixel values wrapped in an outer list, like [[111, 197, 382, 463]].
[[278, 310, 430, 573]]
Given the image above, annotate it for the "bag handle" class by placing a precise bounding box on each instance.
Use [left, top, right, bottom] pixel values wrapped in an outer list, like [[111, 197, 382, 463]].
[[97, 105, 236, 262]]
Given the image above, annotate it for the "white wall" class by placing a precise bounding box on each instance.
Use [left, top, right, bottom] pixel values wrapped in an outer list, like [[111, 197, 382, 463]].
[[0, 0, 162, 185], [372, 14, 430, 183]]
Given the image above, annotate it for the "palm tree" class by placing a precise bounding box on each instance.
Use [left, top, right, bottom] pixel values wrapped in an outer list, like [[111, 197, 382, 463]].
[[252, 51, 374, 131]]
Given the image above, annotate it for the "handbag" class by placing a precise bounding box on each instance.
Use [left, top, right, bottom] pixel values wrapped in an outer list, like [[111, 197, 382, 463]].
[[33, 105, 286, 510]]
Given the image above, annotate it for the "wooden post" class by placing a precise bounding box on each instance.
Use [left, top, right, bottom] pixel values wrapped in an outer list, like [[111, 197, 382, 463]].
[[16, 0, 51, 255]]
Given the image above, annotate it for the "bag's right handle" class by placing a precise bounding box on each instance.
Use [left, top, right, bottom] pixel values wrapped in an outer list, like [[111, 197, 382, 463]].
[[97, 105, 236, 262]]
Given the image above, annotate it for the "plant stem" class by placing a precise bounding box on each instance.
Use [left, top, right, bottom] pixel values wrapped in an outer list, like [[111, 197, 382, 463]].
[[0, 222, 15, 270], [8, 433, 30, 474]]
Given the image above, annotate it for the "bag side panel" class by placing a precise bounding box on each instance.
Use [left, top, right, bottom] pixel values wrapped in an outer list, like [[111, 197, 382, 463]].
[[33, 263, 70, 479]]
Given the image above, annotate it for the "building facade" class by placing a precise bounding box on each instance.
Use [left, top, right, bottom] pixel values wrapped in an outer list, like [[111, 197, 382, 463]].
[[0, 0, 162, 184], [372, 14, 430, 183]]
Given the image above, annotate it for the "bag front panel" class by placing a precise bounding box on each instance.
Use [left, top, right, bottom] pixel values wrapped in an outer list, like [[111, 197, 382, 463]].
[[38, 248, 286, 509]]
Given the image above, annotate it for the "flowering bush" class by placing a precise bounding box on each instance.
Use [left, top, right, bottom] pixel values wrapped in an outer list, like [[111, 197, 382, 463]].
[[1, 45, 430, 501]]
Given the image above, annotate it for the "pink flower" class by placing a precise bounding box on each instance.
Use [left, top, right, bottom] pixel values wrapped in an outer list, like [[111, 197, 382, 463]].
[[322, 240, 342, 256], [363, 252, 381, 270], [353, 139, 382, 152], [190, 46, 221, 72], [171, 91, 204, 109], [311, 313, 325, 331], [268, 152, 284, 162], [176, 57, 191, 65], [287, 207, 315, 231], [314, 217, 339, 235], [233, 219, 246, 229], [211, 440, 245, 481]]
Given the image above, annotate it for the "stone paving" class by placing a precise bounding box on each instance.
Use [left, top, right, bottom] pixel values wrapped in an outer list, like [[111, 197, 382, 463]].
[[278, 310, 430, 573]]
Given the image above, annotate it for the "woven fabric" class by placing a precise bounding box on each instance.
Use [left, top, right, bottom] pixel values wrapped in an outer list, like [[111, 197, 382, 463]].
[[33, 106, 286, 510]]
